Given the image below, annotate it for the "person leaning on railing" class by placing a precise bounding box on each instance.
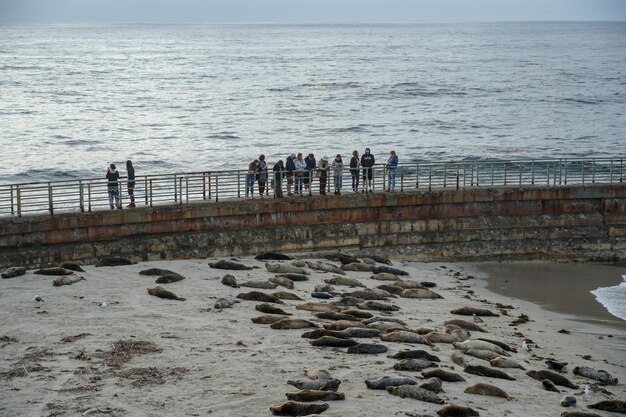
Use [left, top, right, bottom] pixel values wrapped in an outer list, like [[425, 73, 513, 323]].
[[304, 153, 316, 196], [386, 150, 398, 192], [273, 160, 285, 198], [257, 155, 268, 198], [361, 148, 375, 193], [106, 163, 122, 210], [331, 154, 344, 195], [126, 160, 136, 208], [350, 150, 360, 192], [247, 159, 259, 198]]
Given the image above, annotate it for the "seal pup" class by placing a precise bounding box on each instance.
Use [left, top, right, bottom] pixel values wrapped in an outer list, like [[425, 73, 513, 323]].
[[59, 262, 85, 272], [214, 298, 238, 309], [372, 265, 408, 276], [393, 359, 439, 371], [436, 404, 479, 417], [269, 401, 329, 416], [306, 261, 345, 275], [256, 303, 291, 315], [324, 276, 365, 287], [272, 291, 302, 301], [365, 376, 417, 390], [393, 280, 425, 289], [209, 260, 252, 270], [1, 266, 27, 279], [370, 272, 400, 281], [342, 309, 373, 319], [419, 377, 443, 393], [255, 252, 293, 260], [301, 329, 347, 339], [268, 276, 294, 289], [463, 349, 500, 361], [265, 263, 309, 275], [588, 400, 626, 414], [147, 286, 186, 301], [376, 284, 404, 295], [425, 332, 457, 344], [315, 312, 360, 321], [311, 292, 333, 299], [451, 306, 499, 317], [444, 319, 486, 332], [464, 383, 511, 400], [450, 351, 468, 367], [155, 274, 185, 284], [401, 288, 443, 299], [490, 357, 525, 370], [96, 257, 134, 267], [386, 385, 444, 404], [527, 370, 579, 389], [573, 366, 618, 385], [363, 316, 407, 326], [251, 315, 286, 324], [35, 267, 74, 276], [52, 275, 85, 286], [236, 291, 284, 304], [464, 365, 515, 380], [357, 300, 399, 311], [381, 331, 433, 345], [296, 302, 339, 313], [310, 336, 358, 347], [421, 369, 466, 382], [388, 350, 440, 362], [304, 369, 332, 380], [542, 379, 560, 392], [322, 320, 365, 330], [221, 274, 239, 288], [240, 280, 278, 289], [276, 273, 309, 282], [347, 343, 388, 354], [287, 378, 341, 391], [341, 262, 374, 272], [545, 359, 567, 373], [476, 337, 516, 352], [286, 390, 345, 401], [139, 268, 178, 276], [271, 318, 318, 329], [561, 395, 577, 407], [453, 340, 509, 356]]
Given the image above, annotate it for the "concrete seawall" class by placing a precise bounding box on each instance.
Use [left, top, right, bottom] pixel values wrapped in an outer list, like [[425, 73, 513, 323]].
[[1, 184, 625, 268]]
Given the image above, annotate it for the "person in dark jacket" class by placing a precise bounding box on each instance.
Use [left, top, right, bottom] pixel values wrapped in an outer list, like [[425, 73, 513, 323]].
[[106, 163, 122, 210], [318, 157, 329, 195], [126, 160, 136, 208], [285, 153, 296, 196], [304, 153, 316, 196], [361, 148, 375, 193], [349, 150, 360, 192], [257, 154, 268, 197], [273, 160, 285, 198]]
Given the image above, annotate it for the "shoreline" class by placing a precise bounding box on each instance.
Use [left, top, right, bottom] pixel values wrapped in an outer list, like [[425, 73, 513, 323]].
[[1, 256, 625, 416]]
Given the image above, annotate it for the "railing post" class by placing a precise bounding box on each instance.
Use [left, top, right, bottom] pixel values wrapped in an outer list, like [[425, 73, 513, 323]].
[[456, 165, 460, 190], [144, 177, 149, 205], [208, 173, 212, 200], [79, 181, 85, 212], [16, 186, 21, 217], [564, 159, 568, 185], [581, 161, 585, 185], [10, 185, 15, 215], [149, 179, 153, 207], [531, 161, 535, 185], [215, 176, 219, 202], [174, 175, 178, 203], [592, 159, 596, 183], [490, 163, 495, 186], [400, 172, 404, 192], [203, 173, 207, 199], [415, 163, 419, 189], [179, 177, 183, 205], [238, 172, 241, 198], [87, 184, 92, 212], [503, 163, 508, 186], [48, 182, 54, 215], [443, 163, 447, 188], [185, 177, 189, 204], [428, 166, 432, 191], [518, 163, 522, 186]]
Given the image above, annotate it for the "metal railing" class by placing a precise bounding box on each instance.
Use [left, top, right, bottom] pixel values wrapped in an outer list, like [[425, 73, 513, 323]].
[[0, 158, 623, 217]]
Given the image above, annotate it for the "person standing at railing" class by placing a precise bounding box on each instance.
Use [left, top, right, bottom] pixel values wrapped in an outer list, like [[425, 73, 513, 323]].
[[273, 159, 285, 198], [294, 152, 306, 196], [257, 154, 268, 198], [106, 163, 122, 210], [318, 157, 329, 195], [126, 160, 136, 208], [361, 148, 375, 193], [285, 153, 296, 196], [246, 159, 260, 198], [331, 154, 344, 195], [386, 150, 398, 192], [350, 150, 360, 192], [304, 153, 316, 196]]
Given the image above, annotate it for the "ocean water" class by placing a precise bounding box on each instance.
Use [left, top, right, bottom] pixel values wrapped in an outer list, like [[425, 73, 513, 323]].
[[0, 22, 625, 184], [592, 274, 626, 321]]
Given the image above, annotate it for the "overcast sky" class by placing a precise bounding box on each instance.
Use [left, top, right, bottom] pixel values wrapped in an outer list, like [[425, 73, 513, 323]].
[[1, 0, 625, 24]]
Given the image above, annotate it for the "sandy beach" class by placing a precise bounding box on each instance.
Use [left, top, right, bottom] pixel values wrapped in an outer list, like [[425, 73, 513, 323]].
[[1, 254, 625, 417]]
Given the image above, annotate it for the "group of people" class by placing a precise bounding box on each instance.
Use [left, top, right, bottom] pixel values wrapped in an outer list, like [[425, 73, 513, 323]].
[[106, 160, 135, 210], [247, 148, 399, 199]]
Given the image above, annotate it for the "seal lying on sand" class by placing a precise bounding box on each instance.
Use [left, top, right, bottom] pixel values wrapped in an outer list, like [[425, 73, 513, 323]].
[[296, 302, 339, 313], [268, 276, 294, 289], [357, 301, 399, 311], [209, 260, 252, 270], [59, 262, 85, 272], [400, 288, 443, 299], [139, 268, 178, 276], [393, 359, 438, 371], [464, 365, 515, 380], [255, 252, 293, 260], [542, 379, 560, 392], [256, 303, 291, 315], [155, 274, 185, 284], [221, 274, 239, 288], [365, 376, 416, 390], [573, 366, 618, 385], [147, 286, 186, 301], [214, 298, 238, 309], [1, 266, 27, 279], [476, 337, 516, 352], [316, 312, 359, 321], [419, 377, 443, 393], [527, 370, 579, 389], [381, 331, 432, 346], [236, 291, 284, 304], [376, 284, 404, 295], [310, 336, 358, 347], [372, 266, 408, 276], [422, 369, 465, 382], [240, 280, 278, 289], [96, 257, 134, 267], [560, 412, 602, 417], [325, 276, 365, 287], [306, 261, 345, 275], [265, 263, 309, 275], [271, 318, 318, 329], [436, 404, 479, 417], [386, 385, 444, 404], [464, 383, 511, 400], [276, 273, 309, 282], [370, 272, 400, 281], [251, 315, 286, 324], [272, 291, 302, 300], [490, 357, 525, 370], [286, 390, 344, 401], [388, 350, 440, 362], [347, 343, 388, 354], [453, 340, 509, 356], [588, 400, 626, 414], [444, 319, 486, 332], [35, 267, 74, 276], [451, 306, 499, 317], [287, 378, 341, 391], [341, 262, 374, 272], [269, 401, 329, 416], [323, 320, 366, 331], [304, 369, 332, 380], [53, 275, 85, 286]]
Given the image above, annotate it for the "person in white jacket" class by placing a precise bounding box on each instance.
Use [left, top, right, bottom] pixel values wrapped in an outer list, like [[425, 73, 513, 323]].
[[331, 154, 344, 195]]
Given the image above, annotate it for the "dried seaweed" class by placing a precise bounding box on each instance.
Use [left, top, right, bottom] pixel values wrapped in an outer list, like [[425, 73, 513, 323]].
[[0, 348, 54, 380], [97, 340, 163, 368], [117, 366, 188, 387], [61, 333, 92, 343]]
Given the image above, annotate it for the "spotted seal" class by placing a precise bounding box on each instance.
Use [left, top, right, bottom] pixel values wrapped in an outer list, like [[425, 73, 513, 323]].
[[372, 265, 408, 276], [315, 312, 360, 321], [370, 272, 400, 281], [490, 357, 525, 370], [342, 309, 373, 319], [287, 378, 341, 391], [419, 377, 443, 393], [265, 263, 309, 275], [251, 315, 286, 324], [400, 288, 443, 299], [272, 291, 302, 301], [588, 400, 626, 414], [376, 284, 404, 295], [295, 302, 339, 313], [310, 336, 358, 347], [53, 275, 85, 286], [214, 298, 237, 309], [451, 306, 499, 317], [255, 252, 293, 260], [256, 303, 291, 315], [236, 291, 284, 304], [155, 274, 185, 284], [306, 261, 345, 275], [464, 383, 511, 400], [276, 273, 309, 282], [221, 274, 239, 288], [436, 404, 479, 417], [147, 286, 186, 301], [268, 276, 294, 289], [527, 370, 579, 389], [421, 369, 465, 382], [139, 268, 178, 276], [393, 359, 438, 372], [425, 332, 456, 344], [381, 331, 432, 345], [1, 266, 27, 279], [388, 350, 440, 362], [59, 262, 85, 272], [364, 376, 416, 390], [240, 280, 278, 289], [443, 319, 486, 332], [357, 300, 399, 311], [464, 365, 515, 380], [270, 318, 318, 329], [323, 321, 366, 331], [347, 343, 388, 354], [341, 262, 374, 272], [386, 385, 444, 404], [35, 267, 74, 276], [209, 260, 252, 270], [269, 401, 329, 416], [324, 276, 365, 287], [453, 340, 509, 356], [285, 390, 344, 402], [96, 257, 134, 267], [573, 366, 618, 385], [304, 369, 332, 380]]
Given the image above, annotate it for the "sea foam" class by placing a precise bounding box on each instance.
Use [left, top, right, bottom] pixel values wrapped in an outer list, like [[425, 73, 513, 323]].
[[591, 274, 626, 321]]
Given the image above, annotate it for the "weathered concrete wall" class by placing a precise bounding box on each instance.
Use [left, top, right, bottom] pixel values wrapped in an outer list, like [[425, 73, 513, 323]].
[[1, 184, 625, 268]]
